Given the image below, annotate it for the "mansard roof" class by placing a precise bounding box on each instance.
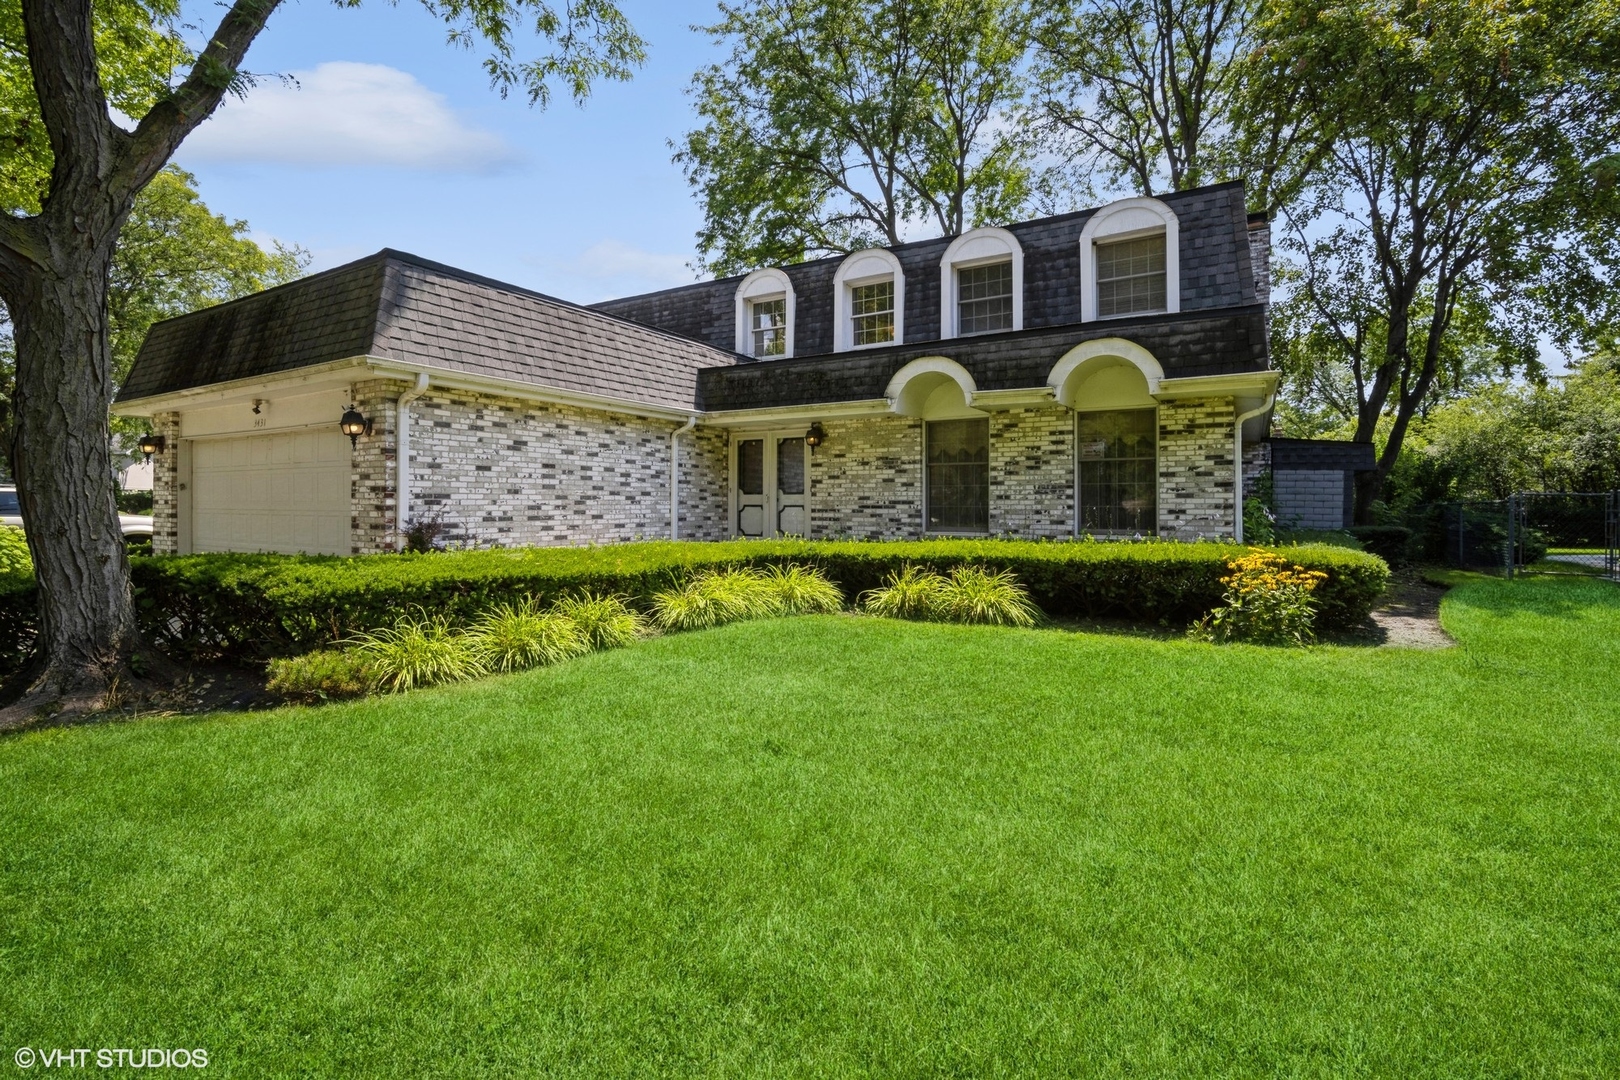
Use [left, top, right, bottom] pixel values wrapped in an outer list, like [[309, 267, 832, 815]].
[[117, 250, 742, 411], [591, 181, 1260, 357]]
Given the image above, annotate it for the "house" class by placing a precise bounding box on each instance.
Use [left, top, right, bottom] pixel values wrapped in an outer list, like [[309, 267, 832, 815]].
[[114, 181, 1278, 556]]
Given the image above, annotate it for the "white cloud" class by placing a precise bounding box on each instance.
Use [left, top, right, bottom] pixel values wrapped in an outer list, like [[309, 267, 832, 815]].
[[180, 62, 518, 173]]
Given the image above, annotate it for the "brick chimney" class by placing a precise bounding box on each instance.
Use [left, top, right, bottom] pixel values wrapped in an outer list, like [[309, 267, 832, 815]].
[[1247, 212, 1271, 306]]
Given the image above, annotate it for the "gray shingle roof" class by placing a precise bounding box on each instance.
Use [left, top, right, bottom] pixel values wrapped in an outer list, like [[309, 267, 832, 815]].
[[117, 250, 742, 410]]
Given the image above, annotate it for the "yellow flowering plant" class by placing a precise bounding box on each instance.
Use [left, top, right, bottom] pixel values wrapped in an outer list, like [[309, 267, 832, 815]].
[[1192, 549, 1330, 646]]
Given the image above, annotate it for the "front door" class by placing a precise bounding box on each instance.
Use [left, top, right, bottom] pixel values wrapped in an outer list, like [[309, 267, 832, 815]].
[[734, 432, 808, 537]]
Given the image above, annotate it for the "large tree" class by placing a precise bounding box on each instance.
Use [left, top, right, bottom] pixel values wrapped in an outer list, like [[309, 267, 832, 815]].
[[676, 0, 1034, 275], [0, 0, 643, 722], [1029, 0, 1323, 214], [1259, 0, 1620, 519], [0, 164, 310, 466]]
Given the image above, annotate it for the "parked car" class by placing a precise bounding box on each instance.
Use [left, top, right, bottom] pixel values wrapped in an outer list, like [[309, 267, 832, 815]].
[[1, 485, 155, 548]]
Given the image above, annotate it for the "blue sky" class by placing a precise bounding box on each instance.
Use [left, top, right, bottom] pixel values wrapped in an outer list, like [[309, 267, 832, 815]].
[[174, 1, 727, 303]]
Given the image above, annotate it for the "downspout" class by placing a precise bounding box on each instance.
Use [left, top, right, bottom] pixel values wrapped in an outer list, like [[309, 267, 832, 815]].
[[670, 415, 698, 540], [395, 372, 431, 551], [1232, 393, 1275, 543]]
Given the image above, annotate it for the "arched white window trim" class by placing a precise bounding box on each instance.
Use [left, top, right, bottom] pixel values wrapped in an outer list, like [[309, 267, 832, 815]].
[[734, 268, 796, 358], [885, 355, 979, 417], [1078, 196, 1180, 322], [1046, 338, 1165, 408], [832, 248, 905, 352], [939, 226, 1023, 339]]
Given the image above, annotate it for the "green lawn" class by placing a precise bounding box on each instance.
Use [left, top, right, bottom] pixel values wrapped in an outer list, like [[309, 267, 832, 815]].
[[3, 577, 1618, 1077]]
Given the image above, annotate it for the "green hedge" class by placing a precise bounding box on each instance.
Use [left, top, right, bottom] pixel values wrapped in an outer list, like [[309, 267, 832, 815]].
[[0, 527, 35, 679], [121, 540, 1388, 663]]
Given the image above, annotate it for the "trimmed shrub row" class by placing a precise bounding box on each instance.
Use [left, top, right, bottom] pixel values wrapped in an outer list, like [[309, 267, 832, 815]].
[[119, 539, 1388, 663]]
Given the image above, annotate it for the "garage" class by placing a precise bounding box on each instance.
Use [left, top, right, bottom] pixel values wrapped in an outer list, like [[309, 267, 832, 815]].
[[188, 430, 351, 555]]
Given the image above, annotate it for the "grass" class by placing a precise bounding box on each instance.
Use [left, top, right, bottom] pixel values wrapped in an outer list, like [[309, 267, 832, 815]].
[[2, 577, 1619, 1076]]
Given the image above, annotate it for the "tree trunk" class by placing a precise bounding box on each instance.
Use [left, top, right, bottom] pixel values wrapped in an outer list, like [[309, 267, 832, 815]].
[[2, 247, 140, 719]]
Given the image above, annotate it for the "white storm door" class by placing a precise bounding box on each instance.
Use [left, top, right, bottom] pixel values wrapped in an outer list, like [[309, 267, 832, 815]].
[[736, 437, 768, 537], [734, 433, 810, 538], [190, 430, 351, 554], [773, 435, 807, 536]]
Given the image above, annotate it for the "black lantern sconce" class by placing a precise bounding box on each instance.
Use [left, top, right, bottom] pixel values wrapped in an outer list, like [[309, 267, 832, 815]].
[[804, 421, 826, 452], [339, 405, 372, 448], [137, 433, 166, 463]]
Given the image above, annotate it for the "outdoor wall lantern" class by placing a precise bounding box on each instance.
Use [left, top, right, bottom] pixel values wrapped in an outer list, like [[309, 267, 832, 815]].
[[340, 406, 372, 448], [805, 422, 826, 451], [137, 433, 166, 462]]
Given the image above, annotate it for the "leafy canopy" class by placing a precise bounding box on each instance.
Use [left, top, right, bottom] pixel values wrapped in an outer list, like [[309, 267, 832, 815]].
[[675, 0, 1034, 275]]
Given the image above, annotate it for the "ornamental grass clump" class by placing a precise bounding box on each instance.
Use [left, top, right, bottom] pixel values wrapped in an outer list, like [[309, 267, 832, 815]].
[[649, 567, 788, 631], [467, 599, 590, 673], [935, 565, 1041, 627], [1192, 549, 1330, 646], [859, 564, 947, 620], [351, 610, 486, 692], [763, 563, 844, 614], [548, 591, 647, 650], [265, 649, 377, 702]]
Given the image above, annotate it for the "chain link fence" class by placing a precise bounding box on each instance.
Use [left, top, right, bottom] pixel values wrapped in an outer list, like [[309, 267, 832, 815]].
[[1428, 491, 1619, 578]]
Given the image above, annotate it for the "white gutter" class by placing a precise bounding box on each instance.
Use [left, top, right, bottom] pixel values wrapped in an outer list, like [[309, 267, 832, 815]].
[[1232, 392, 1276, 543], [669, 415, 698, 540], [395, 372, 431, 551]]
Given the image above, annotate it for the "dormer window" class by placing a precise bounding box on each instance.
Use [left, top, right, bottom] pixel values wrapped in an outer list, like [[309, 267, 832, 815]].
[[938, 227, 1023, 339], [1096, 234, 1167, 316], [1078, 197, 1180, 322], [957, 261, 1013, 334], [751, 296, 787, 356], [832, 249, 905, 351], [734, 268, 795, 358], [851, 280, 895, 345]]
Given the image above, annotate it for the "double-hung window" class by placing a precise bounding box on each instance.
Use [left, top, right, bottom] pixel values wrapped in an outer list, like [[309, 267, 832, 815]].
[[850, 280, 895, 346], [750, 297, 787, 357], [957, 261, 1014, 335], [1096, 234, 1167, 316]]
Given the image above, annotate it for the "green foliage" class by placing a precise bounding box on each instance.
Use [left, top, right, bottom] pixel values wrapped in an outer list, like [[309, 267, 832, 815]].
[[1192, 550, 1328, 646], [548, 591, 647, 651], [650, 568, 783, 631], [935, 565, 1040, 626], [861, 564, 1039, 625], [467, 599, 590, 673], [763, 564, 844, 615], [350, 612, 487, 694], [0, 525, 33, 679], [858, 564, 948, 620], [0, 523, 28, 581], [124, 540, 1389, 663], [1243, 496, 1276, 545], [0, 1, 190, 215], [4, 579, 1620, 1072], [676, 0, 1033, 273], [1345, 525, 1412, 567], [1261, 0, 1620, 511], [265, 649, 377, 703]]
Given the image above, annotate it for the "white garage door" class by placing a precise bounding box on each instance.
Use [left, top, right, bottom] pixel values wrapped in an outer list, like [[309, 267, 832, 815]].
[[191, 431, 351, 554]]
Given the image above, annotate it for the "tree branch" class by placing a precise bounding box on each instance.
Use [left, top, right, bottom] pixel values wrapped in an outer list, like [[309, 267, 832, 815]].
[[117, 0, 284, 196]]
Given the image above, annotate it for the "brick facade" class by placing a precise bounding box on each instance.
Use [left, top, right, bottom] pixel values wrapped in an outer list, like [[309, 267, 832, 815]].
[[806, 415, 923, 539], [149, 392, 1246, 552], [360, 386, 728, 552], [1157, 397, 1237, 538], [149, 411, 181, 555], [989, 407, 1075, 538]]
